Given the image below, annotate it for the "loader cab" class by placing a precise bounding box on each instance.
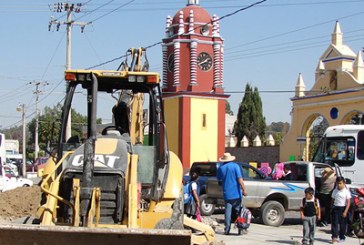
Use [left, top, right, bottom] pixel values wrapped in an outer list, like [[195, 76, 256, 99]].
[[55, 70, 169, 225]]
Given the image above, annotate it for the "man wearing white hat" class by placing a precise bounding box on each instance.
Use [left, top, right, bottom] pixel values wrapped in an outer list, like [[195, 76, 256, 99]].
[[217, 152, 247, 235]]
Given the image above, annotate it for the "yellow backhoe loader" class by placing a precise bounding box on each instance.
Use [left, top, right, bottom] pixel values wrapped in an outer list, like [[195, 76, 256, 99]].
[[0, 48, 215, 244]]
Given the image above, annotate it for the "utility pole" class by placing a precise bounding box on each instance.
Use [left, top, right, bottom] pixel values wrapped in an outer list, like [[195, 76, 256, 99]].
[[32, 81, 49, 162], [49, 2, 89, 141], [16, 104, 26, 177]]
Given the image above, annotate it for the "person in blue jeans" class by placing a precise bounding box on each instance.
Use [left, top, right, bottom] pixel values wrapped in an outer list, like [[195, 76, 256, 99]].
[[217, 153, 247, 235], [331, 177, 351, 244]]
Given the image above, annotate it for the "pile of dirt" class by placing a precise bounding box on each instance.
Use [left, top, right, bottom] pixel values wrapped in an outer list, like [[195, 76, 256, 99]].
[[0, 186, 41, 222]]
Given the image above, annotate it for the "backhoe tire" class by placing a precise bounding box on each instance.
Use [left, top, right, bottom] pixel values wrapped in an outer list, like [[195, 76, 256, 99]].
[[14, 216, 40, 225], [199, 194, 215, 216], [260, 200, 285, 227]]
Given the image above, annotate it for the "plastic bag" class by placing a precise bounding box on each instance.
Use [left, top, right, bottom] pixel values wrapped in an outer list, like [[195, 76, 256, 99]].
[[196, 208, 202, 222]]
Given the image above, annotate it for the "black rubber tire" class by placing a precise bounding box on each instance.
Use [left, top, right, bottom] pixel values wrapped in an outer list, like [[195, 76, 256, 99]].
[[23, 184, 30, 187], [14, 216, 40, 225], [353, 219, 364, 238], [199, 194, 216, 216], [260, 200, 285, 227]]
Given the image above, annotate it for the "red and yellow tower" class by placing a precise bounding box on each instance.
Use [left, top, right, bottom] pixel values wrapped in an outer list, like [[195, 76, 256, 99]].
[[162, 0, 228, 169]]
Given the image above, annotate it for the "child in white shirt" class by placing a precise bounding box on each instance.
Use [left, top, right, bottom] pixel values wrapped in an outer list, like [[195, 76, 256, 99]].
[[331, 177, 351, 244]]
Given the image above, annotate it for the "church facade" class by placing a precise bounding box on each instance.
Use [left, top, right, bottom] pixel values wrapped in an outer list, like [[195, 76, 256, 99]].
[[280, 22, 364, 161]]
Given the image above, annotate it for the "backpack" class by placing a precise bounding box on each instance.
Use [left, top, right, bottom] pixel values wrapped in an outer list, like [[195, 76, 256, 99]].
[[302, 197, 319, 216], [235, 206, 252, 230], [183, 181, 194, 205]]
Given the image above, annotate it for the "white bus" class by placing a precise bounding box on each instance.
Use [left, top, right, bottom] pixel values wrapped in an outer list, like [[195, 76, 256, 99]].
[[0, 133, 6, 166], [312, 125, 364, 185]]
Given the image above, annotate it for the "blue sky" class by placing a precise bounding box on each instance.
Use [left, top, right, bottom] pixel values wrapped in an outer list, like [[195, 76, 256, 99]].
[[1, 0, 364, 129]]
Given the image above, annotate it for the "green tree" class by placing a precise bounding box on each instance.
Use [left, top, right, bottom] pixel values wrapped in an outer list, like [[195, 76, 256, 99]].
[[252, 87, 266, 141], [225, 101, 234, 116], [266, 121, 290, 145], [309, 116, 329, 160], [233, 83, 266, 146], [27, 104, 102, 155]]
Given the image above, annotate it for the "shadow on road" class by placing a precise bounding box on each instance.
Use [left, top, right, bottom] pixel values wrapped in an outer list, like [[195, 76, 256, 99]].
[[265, 239, 296, 244]]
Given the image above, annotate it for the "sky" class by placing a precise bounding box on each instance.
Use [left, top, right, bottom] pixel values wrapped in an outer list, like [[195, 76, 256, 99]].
[[1, 0, 364, 130]]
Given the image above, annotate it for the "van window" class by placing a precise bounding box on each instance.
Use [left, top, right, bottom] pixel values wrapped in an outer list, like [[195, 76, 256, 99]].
[[357, 131, 364, 160], [315, 137, 355, 167]]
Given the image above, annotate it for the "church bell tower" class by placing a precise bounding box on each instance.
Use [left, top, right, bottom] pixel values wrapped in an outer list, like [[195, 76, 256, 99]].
[[162, 0, 229, 169]]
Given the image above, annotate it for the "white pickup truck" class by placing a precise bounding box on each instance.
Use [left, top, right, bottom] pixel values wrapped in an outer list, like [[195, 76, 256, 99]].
[[205, 161, 342, 227], [0, 165, 33, 192]]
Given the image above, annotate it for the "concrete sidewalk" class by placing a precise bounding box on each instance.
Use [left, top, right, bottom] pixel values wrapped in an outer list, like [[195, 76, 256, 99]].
[[214, 223, 363, 245]]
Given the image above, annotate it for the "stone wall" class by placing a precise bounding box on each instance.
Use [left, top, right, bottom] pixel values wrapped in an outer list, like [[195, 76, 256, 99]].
[[225, 146, 280, 166]]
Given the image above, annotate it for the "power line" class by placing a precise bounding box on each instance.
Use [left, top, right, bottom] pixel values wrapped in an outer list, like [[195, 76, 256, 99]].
[[225, 10, 364, 51], [1, 0, 363, 12], [2, 111, 36, 129], [86, 0, 268, 69], [0, 83, 32, 104], [41, 32, 66, 80], [68, 0, 364, 11], [37, 79, 64, 104], [73, 0, 115, 22], [225, 28, 364, 55], [225, 36, 364, 61], [87, 0, 136, 24]]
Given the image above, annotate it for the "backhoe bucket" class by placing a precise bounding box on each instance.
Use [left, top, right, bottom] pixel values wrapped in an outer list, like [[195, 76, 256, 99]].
[[0, 224, 191, 245]]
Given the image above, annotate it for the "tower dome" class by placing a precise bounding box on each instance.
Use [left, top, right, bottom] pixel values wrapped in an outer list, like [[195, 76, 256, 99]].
[[172, 5, 212, 25]]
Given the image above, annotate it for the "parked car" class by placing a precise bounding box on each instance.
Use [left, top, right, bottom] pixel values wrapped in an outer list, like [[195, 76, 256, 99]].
[[33, 157, 48, 171], [205, 161, 351, 227], [0, 165, 33, 192], [3, 165, 16, 178], [0, 170, 33, 192], [184, 161, 266, 216], [25, 160, 35, 172], [3, 162, 18, 177], [0, 175, 8, 192]]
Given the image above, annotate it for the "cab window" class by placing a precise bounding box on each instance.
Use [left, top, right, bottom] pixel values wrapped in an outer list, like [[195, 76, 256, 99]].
[[242, 165, 263, 180], [190, 163, 217, 177]]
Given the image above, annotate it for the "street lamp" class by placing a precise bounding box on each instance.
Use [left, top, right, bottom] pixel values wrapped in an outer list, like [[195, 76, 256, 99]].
[[16, 104, 26, 177]]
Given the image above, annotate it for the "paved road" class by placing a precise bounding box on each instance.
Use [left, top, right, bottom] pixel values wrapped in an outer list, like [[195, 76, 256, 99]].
[[210, 213, 362, 245]]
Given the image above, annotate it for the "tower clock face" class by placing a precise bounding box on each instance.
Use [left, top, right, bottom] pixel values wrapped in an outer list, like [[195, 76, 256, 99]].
[[197, 52, 212, 71], [167, 53, 174, 72], [201, 25, 209, 36]]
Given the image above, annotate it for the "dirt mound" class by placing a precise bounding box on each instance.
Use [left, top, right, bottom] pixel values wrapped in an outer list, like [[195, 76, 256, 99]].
[[0, 186, 41, 222]]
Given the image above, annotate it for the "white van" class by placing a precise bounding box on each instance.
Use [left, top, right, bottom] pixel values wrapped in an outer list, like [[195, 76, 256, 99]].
[[312, 125, 364, 185]]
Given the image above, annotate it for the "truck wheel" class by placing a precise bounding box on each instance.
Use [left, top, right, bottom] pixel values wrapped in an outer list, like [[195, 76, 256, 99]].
[[199, 194, 215, 216], [260, 200, 285, 227]]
